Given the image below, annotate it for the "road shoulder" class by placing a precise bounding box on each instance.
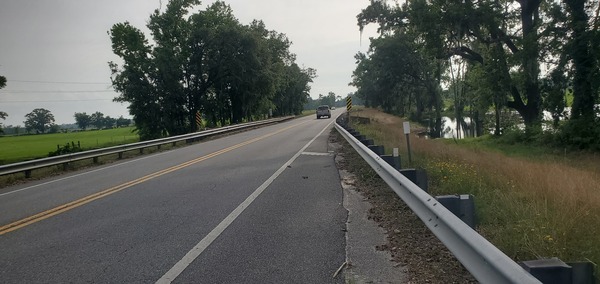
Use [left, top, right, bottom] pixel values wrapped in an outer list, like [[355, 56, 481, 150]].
[[330, 134, 408, 283]]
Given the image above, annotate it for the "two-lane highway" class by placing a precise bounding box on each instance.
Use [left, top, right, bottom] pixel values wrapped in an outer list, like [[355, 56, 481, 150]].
[[0, 109, 347, 283]]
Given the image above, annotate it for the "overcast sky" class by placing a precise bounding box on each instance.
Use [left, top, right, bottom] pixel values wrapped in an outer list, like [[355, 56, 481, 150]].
[[0, 0, 378, 126]]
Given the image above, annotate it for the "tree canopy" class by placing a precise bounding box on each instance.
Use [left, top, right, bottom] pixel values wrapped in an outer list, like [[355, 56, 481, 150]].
[[90, 112, 106, 129], [353, 0, 599, 146], [109, 0, 315, 140], [74, 112, 91, 130], [24, 108, 55, 134]]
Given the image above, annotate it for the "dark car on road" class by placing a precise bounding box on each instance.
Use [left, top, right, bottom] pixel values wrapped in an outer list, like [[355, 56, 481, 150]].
[[316, 105, 331, 119]]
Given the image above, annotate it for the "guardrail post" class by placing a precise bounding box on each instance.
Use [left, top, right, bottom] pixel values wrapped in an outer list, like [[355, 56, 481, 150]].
[[381, 155, 401, 170], [360, 138, 374, 147], [519, 258, 572, 284], [62, 162, 69, 171], [172, 142, 177, 147], [399, 169, 428, 192], [25, 170, 32, 178], [435, 194, 476, 228], [118, 152, 123, 159], [93, 157, 99, 164], [157, 145, 161, 150], [568, 262, 595, 284], [354, 134, 366, 141], [368, 145, 385, 155], [139, 148, 144, 154], [519, 259, 595, 284]]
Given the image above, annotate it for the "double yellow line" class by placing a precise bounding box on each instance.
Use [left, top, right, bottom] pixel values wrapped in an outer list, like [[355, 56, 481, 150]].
[[0, 121, 306, 235]]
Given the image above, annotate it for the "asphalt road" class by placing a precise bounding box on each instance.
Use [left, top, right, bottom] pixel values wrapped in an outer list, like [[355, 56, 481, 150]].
[[0, 109, 348, 283]]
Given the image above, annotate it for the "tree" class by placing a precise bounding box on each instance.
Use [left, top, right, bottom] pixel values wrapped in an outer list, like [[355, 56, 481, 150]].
[[0, 75, 6, 133], [24, 108, 55, 134], [350, 28, 445, 135], [116, 116, 131, 127], [74, 112, 91, 130], [48, 124, 61, 134], [273, 64, 316, 116], [544, 0, 600, 148], [319, 92, 337, 107], [90, 112, 105, 129], [0, 111, 7, 134], [104, 116, 117, 128], [561, 0, 599, 120]]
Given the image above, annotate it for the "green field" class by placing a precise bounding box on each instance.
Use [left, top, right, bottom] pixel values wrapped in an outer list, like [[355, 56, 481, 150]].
[[0, 127, 139, 164]]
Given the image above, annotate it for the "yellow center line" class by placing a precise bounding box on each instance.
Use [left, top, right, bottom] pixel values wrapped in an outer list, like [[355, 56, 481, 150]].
[[0, 121, 308, 235]]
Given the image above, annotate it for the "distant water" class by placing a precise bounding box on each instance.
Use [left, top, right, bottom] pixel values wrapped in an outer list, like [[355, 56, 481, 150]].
[[440, 117, 474, 139]]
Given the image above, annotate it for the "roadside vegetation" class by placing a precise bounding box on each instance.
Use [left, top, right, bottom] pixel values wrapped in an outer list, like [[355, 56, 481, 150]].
[[349, 108, 600, 273]]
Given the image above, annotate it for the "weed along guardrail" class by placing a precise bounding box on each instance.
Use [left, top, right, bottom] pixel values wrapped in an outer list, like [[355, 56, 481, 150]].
[[335, 115, 543, 283], [337, 115, 597, 283], [0, 117, 293, 178]]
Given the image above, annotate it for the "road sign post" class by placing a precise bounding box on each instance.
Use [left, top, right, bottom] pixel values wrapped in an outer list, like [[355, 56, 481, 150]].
[[346, 96, 352, 124], [196, 111, 202, 131], [403, 121, 412, 166]]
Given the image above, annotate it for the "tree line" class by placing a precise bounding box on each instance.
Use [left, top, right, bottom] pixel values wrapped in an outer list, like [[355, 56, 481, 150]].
[[303, 91, 357, 110], [109, 0, 316, 140], [73, 112, 131, 130], [0, 107, 131, 135], [352, 0, 599, 149]]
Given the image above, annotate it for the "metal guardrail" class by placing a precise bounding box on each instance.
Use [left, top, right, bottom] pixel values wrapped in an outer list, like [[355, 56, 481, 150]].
[[335, 120, 541, 284], [1, 117, 293, 177]]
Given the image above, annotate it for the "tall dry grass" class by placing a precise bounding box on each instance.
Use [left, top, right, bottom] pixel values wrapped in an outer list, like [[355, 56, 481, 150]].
[[350, 108, 600, 266]]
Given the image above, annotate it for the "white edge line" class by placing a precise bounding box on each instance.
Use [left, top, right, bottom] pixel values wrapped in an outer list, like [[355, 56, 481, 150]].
[[156, 119, 335, 284]]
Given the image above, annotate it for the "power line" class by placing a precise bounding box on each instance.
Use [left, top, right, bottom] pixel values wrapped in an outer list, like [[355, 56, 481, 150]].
[[0, 90, 115, 94], [8, 79, 112, 85], [0, 99, 114, 103]]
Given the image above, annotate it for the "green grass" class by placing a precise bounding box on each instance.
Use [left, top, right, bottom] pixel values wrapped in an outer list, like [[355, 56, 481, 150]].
[[448, 135, 557, 158], [0, 127, 139, 164]]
